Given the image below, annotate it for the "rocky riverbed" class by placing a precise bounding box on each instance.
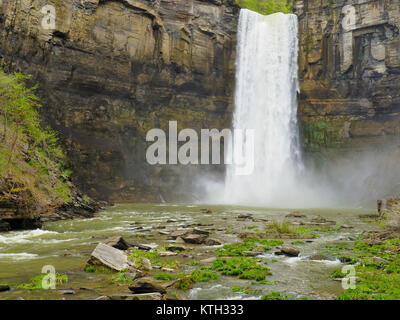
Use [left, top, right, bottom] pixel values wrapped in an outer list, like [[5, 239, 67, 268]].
[[1, 203, 397, 300]]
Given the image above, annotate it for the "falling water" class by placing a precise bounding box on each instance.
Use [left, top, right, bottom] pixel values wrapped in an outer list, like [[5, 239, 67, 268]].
[[224, 9, 303, 207]]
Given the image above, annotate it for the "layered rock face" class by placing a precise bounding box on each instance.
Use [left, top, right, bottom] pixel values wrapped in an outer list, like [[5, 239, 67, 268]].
[[295, 0, 400, 156], [0, 0, 239, 201]]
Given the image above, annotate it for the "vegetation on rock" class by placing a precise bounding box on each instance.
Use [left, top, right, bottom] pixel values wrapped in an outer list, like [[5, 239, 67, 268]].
[[236, 0, 293, 15], [0, 69, 72, 212]]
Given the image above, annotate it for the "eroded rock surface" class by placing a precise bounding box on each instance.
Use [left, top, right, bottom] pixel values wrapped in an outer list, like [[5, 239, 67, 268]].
[[0, 0, 239, 202]]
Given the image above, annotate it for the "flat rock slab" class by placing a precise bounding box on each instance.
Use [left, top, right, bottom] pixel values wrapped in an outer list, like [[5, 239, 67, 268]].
[[129, 277, 175, 294], [110, 293, 163, 300], [87, 243, 131, 271]]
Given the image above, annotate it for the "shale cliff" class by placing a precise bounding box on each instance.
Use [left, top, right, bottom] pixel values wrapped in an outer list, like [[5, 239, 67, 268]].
[[0, 0, 239, 201], [295, 0, 400, 157]]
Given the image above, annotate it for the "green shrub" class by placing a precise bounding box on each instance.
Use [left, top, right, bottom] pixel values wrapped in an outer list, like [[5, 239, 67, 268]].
[[236, 0, 293, 15]]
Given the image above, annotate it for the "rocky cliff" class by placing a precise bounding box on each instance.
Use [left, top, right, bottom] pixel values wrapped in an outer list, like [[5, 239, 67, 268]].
[[0, 0, 239, 201], [295, 0, 400, 158]]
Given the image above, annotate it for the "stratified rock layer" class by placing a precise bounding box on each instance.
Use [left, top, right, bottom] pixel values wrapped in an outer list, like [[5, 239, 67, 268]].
[[0, 0, 239, 201], [295, 0, 400, 154]]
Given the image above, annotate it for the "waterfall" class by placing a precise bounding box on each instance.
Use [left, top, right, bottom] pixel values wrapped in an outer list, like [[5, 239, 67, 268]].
[[224, 9, 303, 207]]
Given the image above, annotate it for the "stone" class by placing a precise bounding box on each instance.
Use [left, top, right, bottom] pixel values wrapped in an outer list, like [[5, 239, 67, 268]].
[[94, 296, 111, 300], [129, 277, 175, 294], [110, 293, 163, 300], [200, 257, 217, 264], [277, 247, 300, 257], [175, 237, 185, 244], [192, 228, 210, 236], [159, 251, 178, 257], [0, 285, 10, 292], [167, 245, 185, 252], [87, 243, 131, 271], [103, 236, 130, 250], [286, 212, 306, 218], [169, 230, 190, 239], [373, 256, 389, 263], [0, 221, 11, 232], [204, 238, 222, 246], [237, 214, 252, 220], [58, 289, 76, 295], [309, 254, 330, 261], [182, 234, 208, 244], [242, 251, 263, 257]]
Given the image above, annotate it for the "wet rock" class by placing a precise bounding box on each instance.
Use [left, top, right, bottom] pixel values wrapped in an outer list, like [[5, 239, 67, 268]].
[[237, 214, 253, 221], [0, 221, 11, 232], [373, 256, 389, 263], [205, 238, 222, 246], [182, 233, 208, 244], [311, 215, 327, 223], [103, 236, 130, 250], [276, 247, 300, 257], [339, 256, 354, 263], [193, 228, 210, 236], [158, 231, 170, 236], [94, 295, 111, 300], [312, 215, 336, 225], [0, 285, 10, 292], [167, 245, 185, 252], [86, 243, 131, 271], [165, 292, 182, 300], [243, 251, 263, 257], [169, 230, 190, 239], [200, 257, 217, 264], [110, 293, 163, 300], [286, 212, 306, 218], [159, 251, 177, 257], [175, 237, 185, 244], [58, 289, 76, 295], [309, 254, 330, 261], [129, 277, 174, 294]]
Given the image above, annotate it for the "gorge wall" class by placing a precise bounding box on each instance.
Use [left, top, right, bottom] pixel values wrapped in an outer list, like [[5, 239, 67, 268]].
[[0, 0, 239, 201], [295, 0, 400, 157], [1, 0, 400, 203]]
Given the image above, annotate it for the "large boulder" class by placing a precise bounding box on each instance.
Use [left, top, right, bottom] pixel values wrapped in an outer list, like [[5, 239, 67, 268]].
[[276, 247, 300, 257], [87, 243, 131, 271], [103, 236, 130, 250]]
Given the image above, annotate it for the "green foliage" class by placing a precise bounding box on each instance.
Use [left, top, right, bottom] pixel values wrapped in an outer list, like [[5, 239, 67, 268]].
[[212, 257, 271, 281], [110, 270, 134, 284], [0, 69, 72, 207], [216, 238, 283, 256], [84, 266, 96, 273], [236, 0, 293, 15], [17, 273, 68, 290], [261, 291, 291, 300], [154, 273, 174, 281], [330, 238, 400, 300], [190, 269, 218, 282]]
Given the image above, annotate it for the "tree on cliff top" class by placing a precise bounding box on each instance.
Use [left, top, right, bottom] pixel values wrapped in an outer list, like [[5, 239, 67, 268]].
[[0, 69, 72, 210], [236, 0, 293, 14]]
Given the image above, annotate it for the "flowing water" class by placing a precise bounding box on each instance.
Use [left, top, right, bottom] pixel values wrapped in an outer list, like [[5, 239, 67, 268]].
[[225, 10, 303, 207], [0, 204, 374, 300]]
